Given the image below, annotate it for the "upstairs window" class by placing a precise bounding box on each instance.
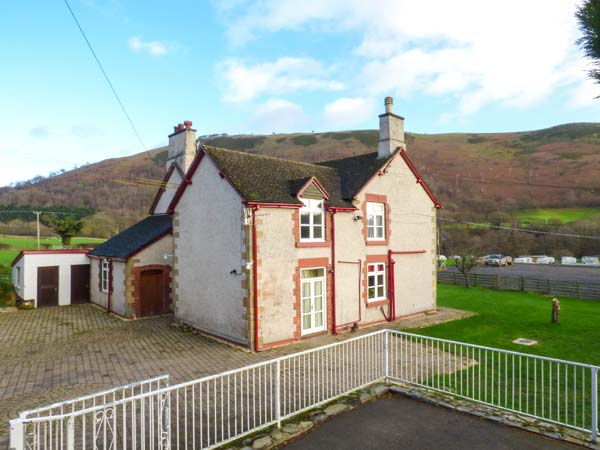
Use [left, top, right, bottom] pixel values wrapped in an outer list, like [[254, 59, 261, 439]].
[[367, 202, 385, 240], [300, 199, 324, 242], [101, 259, 110, 293], [367, 263, 386, 302]]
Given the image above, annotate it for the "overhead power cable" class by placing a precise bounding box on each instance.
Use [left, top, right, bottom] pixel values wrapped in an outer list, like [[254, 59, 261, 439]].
[[427, 170, 599, 192], [63, 0, 146, 150], [439, 218, 600, 240]]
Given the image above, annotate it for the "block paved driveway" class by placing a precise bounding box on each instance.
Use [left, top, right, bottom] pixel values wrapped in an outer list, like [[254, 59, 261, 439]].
[[0, 304, 468, 447]]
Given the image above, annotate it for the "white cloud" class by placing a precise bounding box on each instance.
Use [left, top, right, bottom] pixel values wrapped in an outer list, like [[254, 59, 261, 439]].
[[248, 99, 308, 133], [222, 0, 591, 116], [218, 57, 344, 103], [322, 97, 376, 128], [128, 36, 169, 56]]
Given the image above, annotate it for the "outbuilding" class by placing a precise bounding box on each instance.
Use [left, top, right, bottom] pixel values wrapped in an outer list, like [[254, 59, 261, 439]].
[[11, 250, 91, 307], [87, 214, 173, 319]]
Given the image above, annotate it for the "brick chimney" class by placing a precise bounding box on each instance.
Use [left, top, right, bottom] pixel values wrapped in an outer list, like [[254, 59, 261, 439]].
[[167, 120, 197, 173], [377, 97, 405, 159]]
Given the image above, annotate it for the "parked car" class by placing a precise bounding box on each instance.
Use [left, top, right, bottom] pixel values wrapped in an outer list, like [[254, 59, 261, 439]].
[[485, 254, 509, 267]]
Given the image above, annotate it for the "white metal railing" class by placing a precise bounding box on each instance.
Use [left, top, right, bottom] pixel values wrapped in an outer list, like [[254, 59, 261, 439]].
[[8, 329, 599, 449], [386, 330, 599, 442]]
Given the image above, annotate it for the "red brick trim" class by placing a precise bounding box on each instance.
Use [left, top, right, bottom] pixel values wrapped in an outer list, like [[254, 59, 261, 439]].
[[293, 257, 332, 340], [131, 264, 172, 319], [293, 209, 332, 248], [362, 193, 390, 246], [363, 254, 388, 306]]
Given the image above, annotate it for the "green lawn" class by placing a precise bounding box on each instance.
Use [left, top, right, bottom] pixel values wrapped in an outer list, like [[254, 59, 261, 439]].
[[405, 285, 600, 429], [414, 284, 600, 365], [515, 207, 600, 224]]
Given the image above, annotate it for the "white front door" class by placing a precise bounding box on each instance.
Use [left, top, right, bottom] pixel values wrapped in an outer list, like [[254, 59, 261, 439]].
[[300, 267, 326, 335]]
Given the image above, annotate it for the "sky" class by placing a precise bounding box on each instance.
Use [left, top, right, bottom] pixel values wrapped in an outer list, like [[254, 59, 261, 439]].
[[0, 0, 599, 187]]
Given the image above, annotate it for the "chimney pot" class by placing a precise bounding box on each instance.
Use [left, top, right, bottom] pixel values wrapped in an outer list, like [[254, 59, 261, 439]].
[[177, 123, 184, 131], [184, 120, 192, 129], [384, 96, 393, 114]]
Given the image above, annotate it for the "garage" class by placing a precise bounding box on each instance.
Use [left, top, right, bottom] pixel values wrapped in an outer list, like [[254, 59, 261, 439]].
[[11, 250, 91, 308]]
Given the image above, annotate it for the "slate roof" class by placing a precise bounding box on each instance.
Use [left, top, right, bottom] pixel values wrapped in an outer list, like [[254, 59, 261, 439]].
[[88, 214, 172, 259], [203, 146, 394, 208]]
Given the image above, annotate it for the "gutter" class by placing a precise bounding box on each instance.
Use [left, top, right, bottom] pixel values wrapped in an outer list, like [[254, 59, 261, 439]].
[[331, 211, 337, 334]]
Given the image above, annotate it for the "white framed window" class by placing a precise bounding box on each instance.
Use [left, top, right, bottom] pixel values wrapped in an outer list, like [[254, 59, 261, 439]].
[[300, 198, 325, 242], [300, 267, 326, 335], [101, 259, 110, 293], [366, 202, 385, 241], [367, 263, 386, 302]]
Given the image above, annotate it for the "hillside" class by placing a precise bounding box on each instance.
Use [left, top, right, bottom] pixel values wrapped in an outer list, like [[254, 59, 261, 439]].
[[1, 123, 599, 237]]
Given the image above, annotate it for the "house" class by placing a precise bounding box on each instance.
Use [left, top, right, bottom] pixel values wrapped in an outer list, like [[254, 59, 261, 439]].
[[167, 97, 441, 351], [85, 121, 193, 318], [11, 250, 90, 307]]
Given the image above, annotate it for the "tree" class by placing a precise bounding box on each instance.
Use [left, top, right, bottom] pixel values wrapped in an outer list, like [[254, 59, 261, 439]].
[[41, 214, 84, 247], [576, 0, 600, 87], [442, 225, 483, 288]]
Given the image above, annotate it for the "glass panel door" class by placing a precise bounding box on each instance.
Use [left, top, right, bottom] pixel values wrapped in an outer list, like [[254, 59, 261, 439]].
[[300, 268, 326, 335]]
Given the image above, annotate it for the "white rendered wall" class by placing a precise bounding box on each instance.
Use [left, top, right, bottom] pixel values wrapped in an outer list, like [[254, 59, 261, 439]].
[[14, 253, 89, 307], [153, 170, 183, 215], [173, 154, 248, 344]]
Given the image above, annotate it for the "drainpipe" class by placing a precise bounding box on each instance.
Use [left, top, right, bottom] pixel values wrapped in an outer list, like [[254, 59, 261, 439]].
[[387, 250, 395, 321], [251, 207, 259, 352], [107, 258, 113, 314], [331, 210, 337, 334]]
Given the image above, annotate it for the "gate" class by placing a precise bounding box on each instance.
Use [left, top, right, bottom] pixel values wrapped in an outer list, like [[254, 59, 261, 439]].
[[10, 375, 170, 450]]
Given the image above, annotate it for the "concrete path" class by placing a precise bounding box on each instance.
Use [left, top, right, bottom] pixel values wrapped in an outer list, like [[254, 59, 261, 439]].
[[284, 396, 583, 450]]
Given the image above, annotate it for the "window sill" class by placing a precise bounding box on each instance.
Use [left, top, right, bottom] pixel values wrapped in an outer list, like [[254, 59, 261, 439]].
[[296, 241, 331, 248], [301, 329, 328, 339], [366, 240, 389, 246], [366, 299, 389, 308]]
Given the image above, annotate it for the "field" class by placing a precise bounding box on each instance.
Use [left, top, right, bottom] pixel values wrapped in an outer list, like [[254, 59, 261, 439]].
[[516, 207, 600, 224], [415, 284, 600, 365]]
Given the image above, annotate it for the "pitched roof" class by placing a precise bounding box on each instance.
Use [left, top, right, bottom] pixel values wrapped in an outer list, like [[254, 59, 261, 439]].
[[88, 214, 172, 260], [204, 146, 353, 207], [317, 151, 392, 199], [169, 144, 441, 212]]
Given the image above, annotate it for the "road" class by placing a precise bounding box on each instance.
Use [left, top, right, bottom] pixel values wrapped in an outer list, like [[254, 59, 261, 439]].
[[446, 264, 600, 283], [285, 396, 582, 450]]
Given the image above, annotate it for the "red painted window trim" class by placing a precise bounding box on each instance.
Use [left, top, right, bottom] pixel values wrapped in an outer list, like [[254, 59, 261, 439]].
[[363, 254, 389, 307], [293, 208, 332, 248], [362, 193, 390, 246], [292, 257, 332, 341]]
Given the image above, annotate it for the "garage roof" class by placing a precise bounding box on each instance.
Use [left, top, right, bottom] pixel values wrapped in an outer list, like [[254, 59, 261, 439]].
[[88, 214, 172, 260]]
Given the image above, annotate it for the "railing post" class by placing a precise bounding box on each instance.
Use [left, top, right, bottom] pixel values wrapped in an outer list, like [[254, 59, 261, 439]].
[[67, 416, 75, 450], [592, 368, 598, 443], [9, 418, 25, 450], [276, 359, 281, 428], [384, 330, 389, 383]]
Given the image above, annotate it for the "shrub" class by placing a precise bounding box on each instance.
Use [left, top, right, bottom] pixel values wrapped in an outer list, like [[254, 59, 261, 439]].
[[292, 135, 318, 146]]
